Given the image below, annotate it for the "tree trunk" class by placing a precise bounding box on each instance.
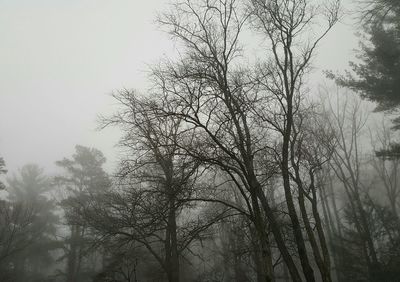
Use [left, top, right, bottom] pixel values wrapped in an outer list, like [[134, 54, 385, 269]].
[[320, 180, 343, 282], [252, 177, 303, 282], [297, 187, 332, 282], [281, 102, 316, 282], [353, 191, 381, 281], [66, 225, 80, 282], [251, 195, 275, 282], [14, 256, 26, 282], [166, 199, 180, 282]]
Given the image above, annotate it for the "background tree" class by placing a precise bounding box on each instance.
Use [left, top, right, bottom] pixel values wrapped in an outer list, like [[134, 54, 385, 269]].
[[4, 164, 59, 282], [55, 145, 111, 282], [0, 201, 38, 281], [320, 89, 400, 281], [331, 0, 400, 119], [0, 157, 7, 190], [371, 121, 400, 216]]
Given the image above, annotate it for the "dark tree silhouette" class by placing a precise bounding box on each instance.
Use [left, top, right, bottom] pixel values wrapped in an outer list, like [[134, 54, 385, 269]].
[[331, 0, 400, 114]]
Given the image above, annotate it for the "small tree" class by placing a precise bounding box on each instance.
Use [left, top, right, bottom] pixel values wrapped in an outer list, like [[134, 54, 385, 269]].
[[0, 201, 37, 281], [0, 157, 7, 190]]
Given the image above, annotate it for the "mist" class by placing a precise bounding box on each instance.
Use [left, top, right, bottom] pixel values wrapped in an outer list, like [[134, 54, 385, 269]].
[[1, 0, 399, 281]]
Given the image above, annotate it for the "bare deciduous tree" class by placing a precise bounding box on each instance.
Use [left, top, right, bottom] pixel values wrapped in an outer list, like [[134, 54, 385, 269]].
[[150, 0, 340, 281], [76, 90, 232, 282], [371, 122, 400, 216], [321, 89, 383, 280]]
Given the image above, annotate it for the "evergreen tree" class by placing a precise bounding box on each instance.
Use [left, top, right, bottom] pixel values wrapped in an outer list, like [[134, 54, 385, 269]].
[[55, 145, 111, 282], [6, 164, 60, 282], [331, 0, 400, 113]]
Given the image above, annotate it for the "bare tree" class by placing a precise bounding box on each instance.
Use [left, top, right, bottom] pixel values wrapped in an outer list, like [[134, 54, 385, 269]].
[[249, 0, 340, 280], [154, 1, 279, 280], [0, 201, 37, 265], [371, 121, 400, 216], [151, 0, 340, 281], [87, 90, 232, 282], [321, 88, 383, 280]]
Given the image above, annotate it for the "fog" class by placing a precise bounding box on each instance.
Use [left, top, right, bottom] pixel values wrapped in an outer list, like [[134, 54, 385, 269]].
[[0, 0, 355, 175], [0, 0, 175, 173], [1, 0, 399, 282]]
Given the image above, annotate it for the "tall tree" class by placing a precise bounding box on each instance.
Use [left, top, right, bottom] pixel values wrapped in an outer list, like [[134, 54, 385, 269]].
[[154, 1, 279, 279], [55, 145, 111, 282], [153, 1, 340, 281]]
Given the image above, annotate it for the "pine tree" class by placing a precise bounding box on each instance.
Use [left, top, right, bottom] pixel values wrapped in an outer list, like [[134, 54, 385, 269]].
[[331, 0, 400, 112]]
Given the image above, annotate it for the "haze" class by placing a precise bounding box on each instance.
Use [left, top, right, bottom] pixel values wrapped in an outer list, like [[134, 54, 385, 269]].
[[0, 0, 355, 175]]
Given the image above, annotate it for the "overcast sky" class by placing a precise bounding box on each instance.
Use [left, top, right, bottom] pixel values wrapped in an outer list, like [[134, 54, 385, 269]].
[[0, 0, 358, 176]]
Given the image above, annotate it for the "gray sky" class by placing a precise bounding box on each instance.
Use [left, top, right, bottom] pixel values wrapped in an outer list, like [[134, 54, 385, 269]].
[[0, 0, 357, 175]]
